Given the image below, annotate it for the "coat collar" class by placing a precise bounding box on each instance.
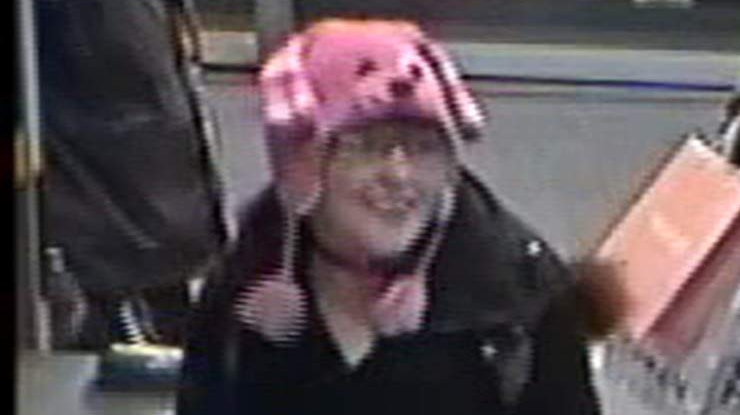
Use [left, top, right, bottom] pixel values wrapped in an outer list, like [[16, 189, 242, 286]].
[[427, 169, 571, 334]]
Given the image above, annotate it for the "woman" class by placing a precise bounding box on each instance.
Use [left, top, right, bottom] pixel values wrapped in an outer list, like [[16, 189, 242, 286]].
[[177, 19, 601, 415]]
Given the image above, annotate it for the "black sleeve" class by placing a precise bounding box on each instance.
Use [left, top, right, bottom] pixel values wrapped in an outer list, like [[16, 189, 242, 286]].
[[512, 241, 602, 415], [515, 285, 602, 415], [176, 189, 281, 415], [175, 262, 239, 415]]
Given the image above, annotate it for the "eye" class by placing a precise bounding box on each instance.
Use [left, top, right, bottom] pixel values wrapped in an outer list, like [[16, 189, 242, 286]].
[[356, 58, 378, 78], [409, 64, 423, 80], [411, 137, 444, 154], [334, 132, 368, 156]]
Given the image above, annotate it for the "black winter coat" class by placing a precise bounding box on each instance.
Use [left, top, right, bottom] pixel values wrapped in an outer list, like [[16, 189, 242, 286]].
[[176, 170, 601, 415], [38, 0, 224, 295]]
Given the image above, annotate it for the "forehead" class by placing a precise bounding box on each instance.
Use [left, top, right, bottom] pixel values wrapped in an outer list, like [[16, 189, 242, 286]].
[[339, 119, 441, 139]]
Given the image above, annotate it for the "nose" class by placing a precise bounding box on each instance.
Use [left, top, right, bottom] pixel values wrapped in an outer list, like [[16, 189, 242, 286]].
[[388, 79, 414, 99], [379, 146, 412, 184]]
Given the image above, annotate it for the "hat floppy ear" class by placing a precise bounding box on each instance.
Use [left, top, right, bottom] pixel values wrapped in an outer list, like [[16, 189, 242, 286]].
[[415, 40, 486, 141], [260, 35, 318, 124], [259, 35, 323, 216]]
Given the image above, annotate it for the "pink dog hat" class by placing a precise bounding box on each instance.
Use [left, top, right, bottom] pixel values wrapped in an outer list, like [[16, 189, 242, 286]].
[[259, 19, 486, 215], [235, 19, 486, 345]]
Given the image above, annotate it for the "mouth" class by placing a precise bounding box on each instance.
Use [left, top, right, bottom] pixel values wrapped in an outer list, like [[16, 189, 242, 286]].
[[359, 188, 420, 218], [366, 198, 416, 216]]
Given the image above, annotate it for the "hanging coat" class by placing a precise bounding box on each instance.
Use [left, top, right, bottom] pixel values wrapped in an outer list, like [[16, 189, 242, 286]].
[[37, 0, 226, 296]]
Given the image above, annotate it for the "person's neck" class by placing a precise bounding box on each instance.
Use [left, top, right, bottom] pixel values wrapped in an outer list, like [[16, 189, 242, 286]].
[[310, 225, 412, 275], [309, 248, 381, 370], [310, 248, 385, 299]]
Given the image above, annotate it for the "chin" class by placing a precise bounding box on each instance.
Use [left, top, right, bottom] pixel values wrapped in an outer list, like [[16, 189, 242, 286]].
[[360, 213, 428, 258]]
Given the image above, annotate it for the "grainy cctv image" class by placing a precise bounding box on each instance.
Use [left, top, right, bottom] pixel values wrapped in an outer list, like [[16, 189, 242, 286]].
[[16, 1, 740, 415]]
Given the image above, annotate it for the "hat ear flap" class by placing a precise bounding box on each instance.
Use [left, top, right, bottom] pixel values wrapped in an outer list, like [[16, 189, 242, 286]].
[[259, 35, 323, 215], [259, 35, 318, 125], [415, 40, 486, 141]]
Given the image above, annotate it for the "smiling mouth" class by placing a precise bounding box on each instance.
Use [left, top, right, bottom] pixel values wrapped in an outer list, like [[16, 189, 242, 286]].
[[367, 198, 415, 215], [360, 192, 419, 218]]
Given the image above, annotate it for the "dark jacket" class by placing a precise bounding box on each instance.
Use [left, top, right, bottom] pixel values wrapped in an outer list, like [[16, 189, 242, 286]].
[[38, 0, 225, 296], [176, 169, 601, 415]]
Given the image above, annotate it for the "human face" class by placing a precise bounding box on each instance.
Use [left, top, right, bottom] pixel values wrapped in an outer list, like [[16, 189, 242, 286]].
[[309, 120, 459, 268]]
